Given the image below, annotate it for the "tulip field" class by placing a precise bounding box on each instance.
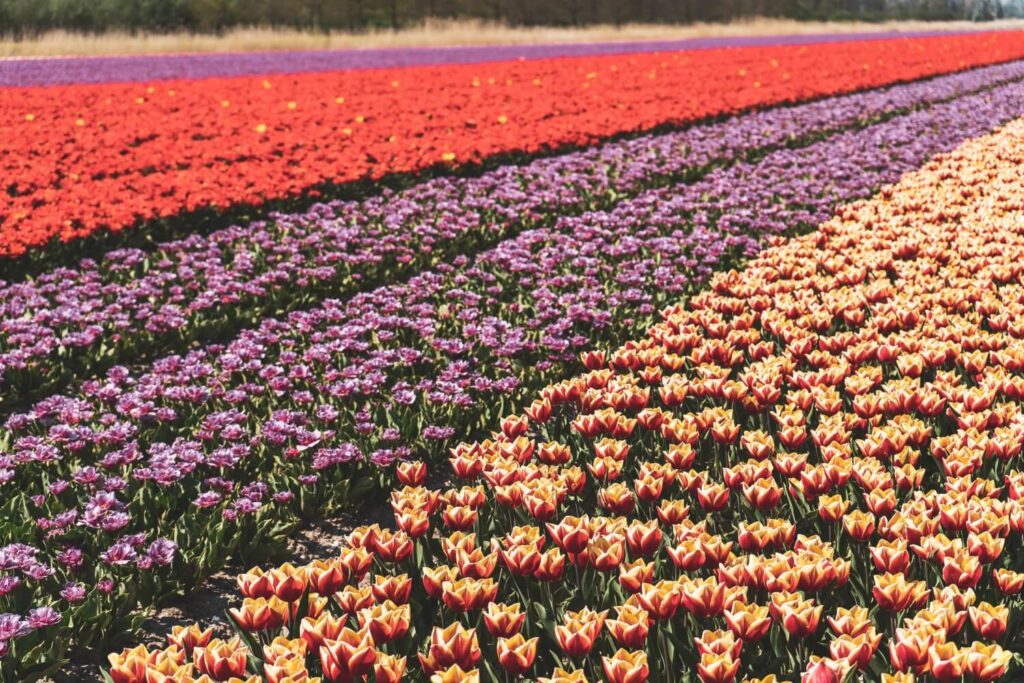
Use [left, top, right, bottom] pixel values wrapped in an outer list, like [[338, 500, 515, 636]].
[[3, 29, 1024, 683]]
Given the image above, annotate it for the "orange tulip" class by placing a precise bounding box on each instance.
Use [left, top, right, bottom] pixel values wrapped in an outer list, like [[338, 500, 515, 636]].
[[697, 652, 740, 683], [724, 603, 771, 642], [194, 638, 249, 681], [357, 600, 410, 645], [334, 585, 374, 615], [373, 653, 407, 683], [107, 645, 150, 683], [425, 622, 479, 671], [606, 605, 649, 648], [496, 634, 539, 675], [556, 609, 606, 658], [928, 642, 967, 682], [829, 630, 881, 670], [167, 624, 213, 656], [968, 602, 1008, 640], [619, 559, 655, 593], [483, 602, 526, 638], [229, 596, 289, 632], [429, 664, 480, 683], [396, 460, 427, 486], [601, 649, 649, 683], [778, 599, 822, 638], [534, 547, 566, 581], [537, 668, 589, 683], [965, 641, 1011, 682]]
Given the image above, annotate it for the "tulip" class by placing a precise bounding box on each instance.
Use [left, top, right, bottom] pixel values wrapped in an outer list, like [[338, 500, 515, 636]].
[[667, 539, 706, 571], [547, 516, 590, 554], [374, 530, 415, 563], [602, 649, 649, 683], [194, 638, 249, 681], [107, 645, 150, 683], [880, 674, 915, 683], [334, 585, 374, 615], [372, 574, 412, 604], [484, 602, 526, 638], [358, 600, 410, 645], [606, 605, 649, 648], [801, 658, 844, 683], [538, 668, 589, 683], [697, 482, 730, 511], [724, 603, 771, 642], [497, 544, 539, 577], [928, 641, 967, 682], [337, 547, 373, 581], [587, 536, 625, 572], [263, 652, 309, 683], [826, 606, 871, 638], [229, 596, 289, 632], [428, 622, 480, 670], [396, 460, 427, 486], [619, 559, 655, 593], [694, 630, 742, 659], [968, 602, 1008, 640], [872, 573, 927, 612], [742, 478, 782, 511], [779, 599, 822, 638], [656, 499, 690, 525], [698, 652, 740, 683], [941, 552, 982, 589], [534, 547, 566, 581], [306, 559, 348, 597], [496, 634, 539, 675], [842, 510, 875, 541], [966, 641, 1012, 682], [441, 577, 497, 612], [167, 624, 213, 656], [430, 664, 480, 683], [993, 567, 1024, 595], [456, 547, 498, 579], [634, 581, 681, 621], [598, 483, 635, 514], [373, 654, 407, 683], [829, 630, 881, 670], [625, 520, 662, 556], [556, 609, 605, 658], [679, 577, 726, 618], [870, 539, 910, 574]]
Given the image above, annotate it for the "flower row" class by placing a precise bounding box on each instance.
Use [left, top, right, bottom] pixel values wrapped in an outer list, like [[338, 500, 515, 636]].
[[105, 113, 1024, 682], [4, 31, 1024, 257], [4, 72, 1024, 676], [4, 59, 1024, 405], [0, 31, 952, 88]]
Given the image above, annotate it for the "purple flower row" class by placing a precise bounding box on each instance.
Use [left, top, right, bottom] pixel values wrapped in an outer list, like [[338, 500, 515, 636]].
[[3, 72, 1024, 666], [3, 59, 1023, 405], [0, 30, 974, 87]]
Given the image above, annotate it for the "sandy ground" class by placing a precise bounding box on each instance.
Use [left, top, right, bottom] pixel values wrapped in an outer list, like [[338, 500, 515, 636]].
[[3, 17, 1024, 58]]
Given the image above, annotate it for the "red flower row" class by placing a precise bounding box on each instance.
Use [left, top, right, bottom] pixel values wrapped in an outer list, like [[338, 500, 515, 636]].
[[3, 31, 1024, 257]]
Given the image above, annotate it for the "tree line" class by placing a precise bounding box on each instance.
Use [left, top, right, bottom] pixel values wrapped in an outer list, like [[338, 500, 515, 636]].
[[1, 0, 1020, 37]]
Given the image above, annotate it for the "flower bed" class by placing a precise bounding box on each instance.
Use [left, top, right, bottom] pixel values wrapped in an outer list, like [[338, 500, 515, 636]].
[[0, 30, 971, 88], [3, 71, 1024, 677], [3, 59, 1023, 406], [108, 113, 1024, 683], [3, 31, 1024, 257]]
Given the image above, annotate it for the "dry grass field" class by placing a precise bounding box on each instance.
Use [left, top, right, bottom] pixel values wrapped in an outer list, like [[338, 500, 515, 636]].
[[3, 17, 1024, 57]]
